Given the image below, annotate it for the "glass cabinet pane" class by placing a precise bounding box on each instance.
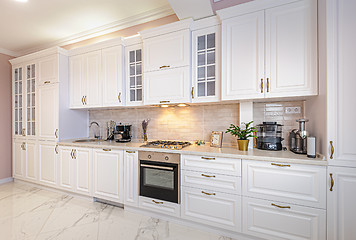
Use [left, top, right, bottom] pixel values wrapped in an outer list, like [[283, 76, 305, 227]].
[[207, 33, 215, 49], [128, 48, 143, 103]]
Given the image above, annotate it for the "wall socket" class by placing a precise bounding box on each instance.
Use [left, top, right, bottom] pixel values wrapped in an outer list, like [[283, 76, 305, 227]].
[[285, 107, 301, 114]]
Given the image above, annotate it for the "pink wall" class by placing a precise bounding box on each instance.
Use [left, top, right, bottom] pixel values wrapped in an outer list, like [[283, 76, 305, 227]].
[[0, 53, 13, 180], [210, 0, 253, 13]]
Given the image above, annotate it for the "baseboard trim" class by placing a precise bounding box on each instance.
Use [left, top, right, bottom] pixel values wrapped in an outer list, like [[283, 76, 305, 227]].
[[0, 177, 14, 185]]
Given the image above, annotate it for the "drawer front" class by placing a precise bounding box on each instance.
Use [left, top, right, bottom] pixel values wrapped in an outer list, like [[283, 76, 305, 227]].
[[181, 155, 241, 176], [181, 186, 242, 232], [243, 197, 326, 240], [139, 196, 180, 218], [242, 160, 326, 209], [181, 170, 241, 195]]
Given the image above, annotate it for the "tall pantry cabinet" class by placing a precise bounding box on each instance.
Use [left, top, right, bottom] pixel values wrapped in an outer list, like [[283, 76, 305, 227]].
[[326, 1, 356, 240], [10, 47, 88, 186]]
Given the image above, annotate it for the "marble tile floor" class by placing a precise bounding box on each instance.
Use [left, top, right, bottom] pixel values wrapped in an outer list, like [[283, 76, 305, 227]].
[[0, 182, 234, 240]]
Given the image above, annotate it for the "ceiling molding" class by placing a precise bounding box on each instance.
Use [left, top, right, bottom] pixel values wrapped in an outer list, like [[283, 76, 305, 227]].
[[17, 4, 174, 56], [0, 47, 20, 57]]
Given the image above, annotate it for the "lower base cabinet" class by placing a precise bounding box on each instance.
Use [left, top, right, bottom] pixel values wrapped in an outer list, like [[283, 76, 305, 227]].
[[124, 150, 139, 207], [243, 197, 326, 240], [13, 139, 26, 179], [181, 186, 241, 232], [25, 141, 38, 182], [93, 148, 124, 203], [139, 196, 181, 218], [38, 141, 58, 187]]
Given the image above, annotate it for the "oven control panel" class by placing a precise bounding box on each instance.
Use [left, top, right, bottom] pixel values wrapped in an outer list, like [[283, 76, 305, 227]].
[[138, 151, 180, 164]]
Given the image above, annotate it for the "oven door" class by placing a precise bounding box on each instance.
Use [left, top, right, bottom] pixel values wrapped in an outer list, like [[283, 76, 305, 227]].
[[140, 160, 179, 203]]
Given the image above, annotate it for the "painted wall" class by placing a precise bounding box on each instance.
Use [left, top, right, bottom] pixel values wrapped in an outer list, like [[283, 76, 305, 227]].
[[0, 53, 13, 180], [63, 14, 179, 50]]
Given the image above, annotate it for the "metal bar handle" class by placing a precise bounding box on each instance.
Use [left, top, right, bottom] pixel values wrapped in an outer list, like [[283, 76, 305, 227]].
[[140, 164, 174, 171], [201, 174, 216, 178], [201, 191, 216, 196], [44, 81, 51, 84], [330, 141, 334, 159], [152, 200, 164, 204], [267, 78, 270, 92], [103, 148, 111, 152], [330, 173, 334, 191], [201, 157, 215, 160], [70, 149, 74, 159], [55, 129, 58, 138], [191, 87, 194, 98], [271, 203, 290, 209], [261, 79, 263, 93], [160, 100, 170, 103], [159, 65, 170, 69], [118, 92, 121, 103], [73, 149, 77, 159], [126, 151, 136, 153], [55, 145, 58, 154], [271, 163, 291, 167], [81, 96, 85, 105]]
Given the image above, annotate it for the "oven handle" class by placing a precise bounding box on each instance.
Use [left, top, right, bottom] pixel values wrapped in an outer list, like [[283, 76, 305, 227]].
[[140, 164, 174, 171]]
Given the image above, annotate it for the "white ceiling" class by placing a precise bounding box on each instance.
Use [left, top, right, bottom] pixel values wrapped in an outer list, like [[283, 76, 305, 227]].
[[0, 0, 174, 56]]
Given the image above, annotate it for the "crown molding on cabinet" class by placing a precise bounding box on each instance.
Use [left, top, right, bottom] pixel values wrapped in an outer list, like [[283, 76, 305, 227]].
[[123, 35, 142, 47], [9, 47, 68, 65], [217, 0, 301, 20], [139, 18, 193, 39], [68, 37, 125, 56], [16, 4, 174, 57], [0, 47, 20, 57], [191, 16, 221, 31]]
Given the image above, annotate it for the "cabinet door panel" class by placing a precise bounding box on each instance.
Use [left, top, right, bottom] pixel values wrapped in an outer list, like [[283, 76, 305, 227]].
[[265, 0, 317, 97], [25, 141, 37, 181], [221, 11, 264, 100], [144, 67, 190, 105], [69, 55, 86, 108], [143, 30, 190, 72], [39, 142, 57, 186], [38, 84, 58, 140], [38, 55, 58, 85], [75, 148, 92, 195], [58, 147, 74, 190], [124, 151, 139, 206], [13, 140, 25, 178], [86, 51, 102, 107]]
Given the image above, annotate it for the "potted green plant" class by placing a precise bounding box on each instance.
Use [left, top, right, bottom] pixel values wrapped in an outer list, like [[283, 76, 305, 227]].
[[225, 121, 257, 151]]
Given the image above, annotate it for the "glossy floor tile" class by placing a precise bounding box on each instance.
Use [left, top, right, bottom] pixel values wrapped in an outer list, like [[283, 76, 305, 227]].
[[0, 182, 234, 240]]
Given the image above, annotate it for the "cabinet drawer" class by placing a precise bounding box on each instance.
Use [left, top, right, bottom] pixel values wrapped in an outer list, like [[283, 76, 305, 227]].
[[243, 197, 326, 240], [181, 186, 241, 232], [242, 160, 326, 209], [139, 196, 180, 218], [181, 170, 241, 195], [181, 155, 241, 176]]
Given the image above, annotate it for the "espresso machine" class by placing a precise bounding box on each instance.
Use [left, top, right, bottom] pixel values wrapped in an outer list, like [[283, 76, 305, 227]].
[[289, 119, 309, 154], [114, 124, 132, 142]]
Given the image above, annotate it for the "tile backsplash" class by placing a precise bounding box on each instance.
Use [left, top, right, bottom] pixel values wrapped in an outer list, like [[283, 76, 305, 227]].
[[253, 101, 305, 148], [89, 103, 240, 146]]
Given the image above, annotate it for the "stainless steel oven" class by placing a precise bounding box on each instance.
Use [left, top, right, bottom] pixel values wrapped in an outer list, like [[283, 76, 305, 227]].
[[139, 151, 180, 203]]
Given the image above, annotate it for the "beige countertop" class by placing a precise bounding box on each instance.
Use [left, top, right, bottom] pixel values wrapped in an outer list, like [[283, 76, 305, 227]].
[[59, 139, 327, 166]]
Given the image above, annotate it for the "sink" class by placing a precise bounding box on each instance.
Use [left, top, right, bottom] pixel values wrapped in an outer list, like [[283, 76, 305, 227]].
[[73, 139, 102, 143]]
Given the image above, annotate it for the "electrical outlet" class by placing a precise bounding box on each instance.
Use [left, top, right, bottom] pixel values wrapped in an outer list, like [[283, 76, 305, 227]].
[[285, 107, 301, 114]]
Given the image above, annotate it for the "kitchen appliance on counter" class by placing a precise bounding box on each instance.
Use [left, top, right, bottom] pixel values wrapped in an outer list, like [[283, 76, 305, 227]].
[[114, 124, 132, 142], [140, 140, 191, 150], [256, 122, 284, 151], [290, 119, 309, 154], [139, 151, 180, 203]]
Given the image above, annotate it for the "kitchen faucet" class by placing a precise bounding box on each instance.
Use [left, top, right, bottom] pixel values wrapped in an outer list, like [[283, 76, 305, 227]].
[[90, 121, 101, 139]]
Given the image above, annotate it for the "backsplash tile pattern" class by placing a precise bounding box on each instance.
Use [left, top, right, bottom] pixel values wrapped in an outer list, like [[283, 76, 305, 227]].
[[89, 103, 240, 146], [253, 101, 305, 148]]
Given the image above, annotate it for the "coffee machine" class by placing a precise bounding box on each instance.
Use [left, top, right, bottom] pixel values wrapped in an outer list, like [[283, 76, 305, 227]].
[[114, 124, 132, 142], [256, 122, 284, 151], [289, 119, 309, 154]]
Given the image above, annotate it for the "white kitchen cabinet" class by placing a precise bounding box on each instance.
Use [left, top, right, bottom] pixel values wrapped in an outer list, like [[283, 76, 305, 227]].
[[144, 67, 190, 105], [191, 23, 220, 103], [139, 196, 181, 218], [38, 55, 58, 85], [93, 148, 124, 203], [38, 83, 58, 140], [243, 196, 326, 240], [69, 55, 86, 108], [58, 146, 73, 191], [181, 186, 241, 232], [327, 166, 356, 240], [13, 139, 25, 179], [38, 141, 58, 187], [25, 140, 37, 182], [13, 66, 25, 138], [124, 150, 139, 207], [102, 46, 124, 107], [219, 0, 317, 101], [242, 160, 327, 209]]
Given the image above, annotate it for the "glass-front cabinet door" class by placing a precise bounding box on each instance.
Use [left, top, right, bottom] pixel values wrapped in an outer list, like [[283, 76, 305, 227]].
[[126, 44, 143, 106], [192, 26, 220, 103], [26, 64, 36, 137], [14, 66, 24, 137]]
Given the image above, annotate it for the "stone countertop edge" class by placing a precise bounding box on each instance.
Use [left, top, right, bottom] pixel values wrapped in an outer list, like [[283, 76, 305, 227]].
[[59, 139, 327, 166]]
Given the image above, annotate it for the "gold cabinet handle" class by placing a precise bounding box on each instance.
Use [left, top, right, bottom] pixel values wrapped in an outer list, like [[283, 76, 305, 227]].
[[330, 173, 334, 191], [159, 65, 170, 69], [191, 87, 194, 99], [261, 79, 263, 93], [152, 200, 163, 204], [73, 149, 77, 159], [271, 163, 290, 167], [21, 142, 26, 150], [22, 128, 26, 136], [201, 157, 215, 160], [118, 92, 121, 103], [103, 148, 111, 152], [44, 81, 51, 84], [267, 78, 270, 92], [81, 96, 84, 105], [271, 203, 290, 209], [84, 96, 87, 105], [126, 151, 135, 153], [55, 129, 58, 138], [201, 174, 215, 178], [330, 141, 334, 159], [70, 149, 74, 159], [201, 191, 216, 196], [160, 100, 170, 104], [55, 144, 58, 154]]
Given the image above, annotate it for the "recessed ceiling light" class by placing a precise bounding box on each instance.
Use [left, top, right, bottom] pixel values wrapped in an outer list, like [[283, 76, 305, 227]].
[[15, 0, 28, 2]]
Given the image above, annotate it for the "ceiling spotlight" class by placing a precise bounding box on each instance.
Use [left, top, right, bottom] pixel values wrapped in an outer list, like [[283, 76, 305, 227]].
[[15, 0, 28, 2]]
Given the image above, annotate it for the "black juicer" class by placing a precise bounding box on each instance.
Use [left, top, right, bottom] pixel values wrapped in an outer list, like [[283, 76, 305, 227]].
[[256, 122, 284, 151]]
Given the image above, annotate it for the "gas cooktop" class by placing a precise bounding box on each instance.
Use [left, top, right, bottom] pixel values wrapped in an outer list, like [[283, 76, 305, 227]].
[[140, 140, 192, 150]]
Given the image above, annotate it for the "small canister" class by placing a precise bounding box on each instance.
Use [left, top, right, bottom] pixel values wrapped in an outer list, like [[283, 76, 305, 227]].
[[307, 136, 316, 158]]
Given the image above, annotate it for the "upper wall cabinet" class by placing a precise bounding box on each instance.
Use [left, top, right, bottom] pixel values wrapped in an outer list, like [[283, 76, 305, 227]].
[[38, 55, 58, 85], [218, 0, 317, 101], [140, 19, 192, 105], [191, 16, 220, 103]]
